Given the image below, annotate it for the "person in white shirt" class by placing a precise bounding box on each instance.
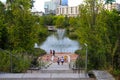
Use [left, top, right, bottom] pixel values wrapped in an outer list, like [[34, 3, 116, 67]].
[[61, 56, 64, 65]]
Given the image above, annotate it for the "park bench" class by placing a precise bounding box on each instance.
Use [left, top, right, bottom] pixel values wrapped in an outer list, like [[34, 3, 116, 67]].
[[29, 67, 40, 70], [28, 67, 40, 73]]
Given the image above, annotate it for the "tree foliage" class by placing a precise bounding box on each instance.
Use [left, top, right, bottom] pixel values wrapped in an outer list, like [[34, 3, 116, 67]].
[[0, 0, 47, 72], [75, 0, 120, 75]]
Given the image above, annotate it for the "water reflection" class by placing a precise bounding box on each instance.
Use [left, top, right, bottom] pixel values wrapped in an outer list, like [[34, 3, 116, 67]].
[[40, 29, 80, 53]]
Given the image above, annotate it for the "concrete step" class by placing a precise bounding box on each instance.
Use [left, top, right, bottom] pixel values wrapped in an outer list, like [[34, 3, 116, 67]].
[[0, 73, 94, 80], [40, 70, 73, 73], [0, 78, 95, 80], [0, 78, 96, 80], [40, 70, 85, 73]]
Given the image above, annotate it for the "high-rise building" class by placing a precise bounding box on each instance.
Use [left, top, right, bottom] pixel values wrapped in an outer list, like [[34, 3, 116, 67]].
[[44, 0, 69, 14], [61, 0, 68, 6], [51, 0, 61, 5], [44, 1, 57, 14]]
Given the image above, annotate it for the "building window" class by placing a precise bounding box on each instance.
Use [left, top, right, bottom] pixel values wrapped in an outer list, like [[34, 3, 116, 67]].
[[66, 7, 68, 14], [76, 7, 77, 14], [62, 8, 64, 14], [60, 8, 61, 14], [57, 8, 60, 14], [71, 7, 72, 14]]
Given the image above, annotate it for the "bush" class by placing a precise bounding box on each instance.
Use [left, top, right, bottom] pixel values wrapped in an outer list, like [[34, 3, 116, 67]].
[[75, 50, 81, 55], [0, 50, 30, 73], [33, 48, 46, 57], [113, 69, 120, 76], [0, 50, 10, 72]]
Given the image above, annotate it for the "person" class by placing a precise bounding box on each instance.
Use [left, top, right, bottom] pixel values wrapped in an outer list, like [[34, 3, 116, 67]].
[[53, 50, 55, 56], [51, 55, 54, 62], [50, 49, 52, 56], [64, 56, 67, 62], [61, 56, 64, 65], [57, 57, 60, 65], [46, 56, 49, 61]]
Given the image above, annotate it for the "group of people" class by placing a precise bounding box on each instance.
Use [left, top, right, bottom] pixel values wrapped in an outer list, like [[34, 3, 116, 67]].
[[50, 49, 55, 56], [49, 49, 65, 65], [57, 56, 64, 65]]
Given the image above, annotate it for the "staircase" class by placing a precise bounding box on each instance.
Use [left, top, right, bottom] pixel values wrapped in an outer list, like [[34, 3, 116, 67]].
[[0, 62, 95, 80]]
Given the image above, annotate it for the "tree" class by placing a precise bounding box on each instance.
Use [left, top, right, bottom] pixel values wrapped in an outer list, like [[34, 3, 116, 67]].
[[55, 16, 65, 28], [0, 0, 47, 73], [4, 0, 39, 52], [0, 2, 8, 49], [76, 0, 109, 70], [76, 0, 120, 74]]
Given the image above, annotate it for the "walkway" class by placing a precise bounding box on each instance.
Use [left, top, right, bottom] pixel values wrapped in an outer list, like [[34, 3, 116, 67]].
[[0, 62, 91, 80]]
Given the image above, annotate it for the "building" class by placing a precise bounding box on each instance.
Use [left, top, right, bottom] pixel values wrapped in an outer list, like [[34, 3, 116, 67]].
[[61, 0, 68, 6], [51, 0, 68, 6], [32, 11, 44, 16], [104, 2, 120, 11], [56, 5, 79, 17], [31, 8, 44, 16], [44, 0, 79, 16], [44, 1, 58, 14], [51, 0, 61, 5], [44, 0, 69, 15]]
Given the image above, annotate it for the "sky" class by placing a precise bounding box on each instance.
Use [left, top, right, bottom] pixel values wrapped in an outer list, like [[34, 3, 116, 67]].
[[0, 0, 120, 12]]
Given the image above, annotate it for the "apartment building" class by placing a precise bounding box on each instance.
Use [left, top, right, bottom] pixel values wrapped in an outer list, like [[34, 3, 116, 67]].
[[104, 2, 120, 11], [56, 5, 79, 17]]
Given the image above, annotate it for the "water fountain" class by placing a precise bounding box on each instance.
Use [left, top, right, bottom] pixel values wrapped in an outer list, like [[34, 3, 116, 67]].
[[40, 29, 80, 53]]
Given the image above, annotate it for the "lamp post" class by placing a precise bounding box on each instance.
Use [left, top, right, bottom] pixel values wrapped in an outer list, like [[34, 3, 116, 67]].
[[84, 43, 88, 76]]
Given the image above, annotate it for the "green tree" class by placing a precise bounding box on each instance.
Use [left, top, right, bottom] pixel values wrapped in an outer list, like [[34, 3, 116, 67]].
[[4, 0, 39, 52], [76, 0, 120, 74], [76, 0, 108, 70], [55, 16, 64, 28], [0, 0, 47, 73], [0, 2, 8, 49]]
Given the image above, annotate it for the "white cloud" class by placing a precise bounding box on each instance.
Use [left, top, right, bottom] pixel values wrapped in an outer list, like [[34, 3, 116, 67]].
[[34, 0, 50, 12], [68, 0, 83, 6]]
